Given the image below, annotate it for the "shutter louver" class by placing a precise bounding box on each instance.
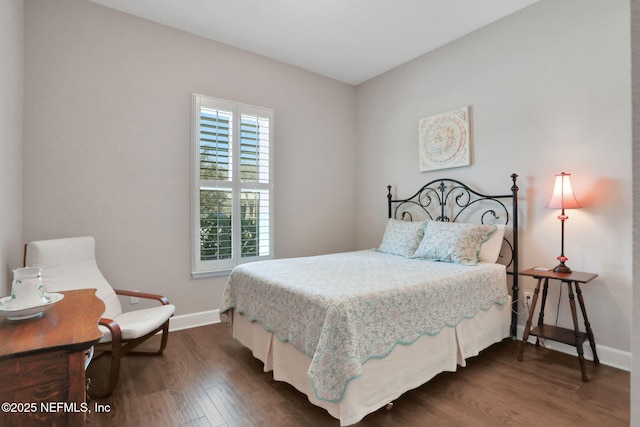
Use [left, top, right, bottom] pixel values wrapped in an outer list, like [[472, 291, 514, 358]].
[[200, 108, 233, 181], [200, 189, 233, 261]]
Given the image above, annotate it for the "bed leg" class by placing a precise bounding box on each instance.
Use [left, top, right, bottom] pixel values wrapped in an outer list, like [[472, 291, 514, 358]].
[[386, 402, 394, 410]]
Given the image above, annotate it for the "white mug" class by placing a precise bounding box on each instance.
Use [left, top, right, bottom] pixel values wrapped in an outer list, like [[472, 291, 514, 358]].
[[11, 267, 47, 309]]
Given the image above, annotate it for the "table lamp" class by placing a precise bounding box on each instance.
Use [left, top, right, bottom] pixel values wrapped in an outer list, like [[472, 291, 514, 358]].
[[546, 172, 581, 273]]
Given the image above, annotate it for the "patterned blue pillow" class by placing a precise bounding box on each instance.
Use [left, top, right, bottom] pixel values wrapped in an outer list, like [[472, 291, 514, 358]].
[[412, 221, 497, 265], [378, 219, 425, 257]]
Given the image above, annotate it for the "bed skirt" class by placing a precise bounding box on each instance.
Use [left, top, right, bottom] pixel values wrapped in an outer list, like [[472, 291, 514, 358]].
[[231, 296, 511, 426]]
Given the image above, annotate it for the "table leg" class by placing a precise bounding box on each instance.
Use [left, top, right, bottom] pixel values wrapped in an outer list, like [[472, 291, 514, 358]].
[[567, 281, 589, 382], [575, 282, 599, 364], [518, 278, 542, 361], [535, 278, 549, 347]]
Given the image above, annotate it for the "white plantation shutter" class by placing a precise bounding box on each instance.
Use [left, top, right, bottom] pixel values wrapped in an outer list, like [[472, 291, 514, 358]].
[[192, 95, 274, 275], [199, 108, 232, 181], [239, 113, 271, 258]]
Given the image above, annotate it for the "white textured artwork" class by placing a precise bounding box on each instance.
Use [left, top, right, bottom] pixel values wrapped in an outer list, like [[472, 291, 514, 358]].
[[418, 106, 471, 172]]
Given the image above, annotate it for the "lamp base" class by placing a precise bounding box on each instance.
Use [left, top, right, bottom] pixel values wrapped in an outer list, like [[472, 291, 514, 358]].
[[553, 263, 572, 274]]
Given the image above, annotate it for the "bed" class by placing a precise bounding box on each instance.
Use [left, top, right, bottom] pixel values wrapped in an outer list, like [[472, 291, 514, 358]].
[[219, 174, 520, 426]]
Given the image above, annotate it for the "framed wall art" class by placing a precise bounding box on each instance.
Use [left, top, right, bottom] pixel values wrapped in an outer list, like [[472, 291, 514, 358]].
[[418, 106, 471, 172]]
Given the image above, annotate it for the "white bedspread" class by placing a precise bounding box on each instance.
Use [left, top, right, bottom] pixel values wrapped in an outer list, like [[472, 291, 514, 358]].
[[219, 250, 508, 402]]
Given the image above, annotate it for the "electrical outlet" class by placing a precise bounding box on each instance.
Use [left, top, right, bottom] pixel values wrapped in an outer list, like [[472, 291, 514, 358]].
[[524, 291, 533, 310], [130, 291, 139, 305]]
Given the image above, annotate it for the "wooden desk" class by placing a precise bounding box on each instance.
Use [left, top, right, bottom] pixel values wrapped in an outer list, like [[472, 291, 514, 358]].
[[0, 289, 104, 427], [517, 268, 599, 381]]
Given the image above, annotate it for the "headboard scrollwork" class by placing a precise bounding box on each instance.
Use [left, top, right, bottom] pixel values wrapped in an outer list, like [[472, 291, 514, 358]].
[[386, 173, 519, 338]]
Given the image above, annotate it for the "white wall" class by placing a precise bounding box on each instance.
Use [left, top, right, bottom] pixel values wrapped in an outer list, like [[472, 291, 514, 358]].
[[355, 0, 631, 358], [22, 0, 357, 316], [0, 0, 24, 296], [631, 0, 639, 422]]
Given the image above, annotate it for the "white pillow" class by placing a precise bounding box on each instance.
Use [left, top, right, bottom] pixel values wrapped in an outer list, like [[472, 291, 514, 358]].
[[378, 219, 425, 257], [412, 221, 497, 265], [478, 224, 506, 263]]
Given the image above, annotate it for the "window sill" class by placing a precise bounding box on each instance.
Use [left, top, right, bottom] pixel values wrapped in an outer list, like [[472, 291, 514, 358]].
[[191, 269, 232, 279]]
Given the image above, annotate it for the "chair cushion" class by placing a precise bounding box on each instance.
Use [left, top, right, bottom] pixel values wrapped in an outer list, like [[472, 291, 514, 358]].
[[26, 236, 123, 319], [99, 304, 176, 342]]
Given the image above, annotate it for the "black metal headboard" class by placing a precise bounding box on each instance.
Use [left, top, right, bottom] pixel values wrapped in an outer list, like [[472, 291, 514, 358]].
[[386, 173, 519, 338]]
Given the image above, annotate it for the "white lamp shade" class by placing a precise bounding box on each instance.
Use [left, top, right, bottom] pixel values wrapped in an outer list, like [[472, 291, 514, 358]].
[[546, 172, 581, 209]]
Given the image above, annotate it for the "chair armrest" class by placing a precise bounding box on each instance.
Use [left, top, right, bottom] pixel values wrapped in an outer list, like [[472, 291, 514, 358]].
[[99, 317, 122, 347], [113, 289, 170, 305]]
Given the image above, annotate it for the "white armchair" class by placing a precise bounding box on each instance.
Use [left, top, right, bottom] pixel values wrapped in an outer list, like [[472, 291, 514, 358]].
[[24, 236, 175, 397]]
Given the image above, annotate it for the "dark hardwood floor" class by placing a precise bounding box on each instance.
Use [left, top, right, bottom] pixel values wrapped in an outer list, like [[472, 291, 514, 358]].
[[87, 324, 629, 427]]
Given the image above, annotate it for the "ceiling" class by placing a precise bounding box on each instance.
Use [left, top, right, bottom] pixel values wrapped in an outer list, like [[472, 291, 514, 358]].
[[89, 0, 539, 85]]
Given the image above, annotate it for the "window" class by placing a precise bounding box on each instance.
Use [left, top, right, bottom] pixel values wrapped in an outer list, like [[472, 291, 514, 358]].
[[192, 94, 274, 276]]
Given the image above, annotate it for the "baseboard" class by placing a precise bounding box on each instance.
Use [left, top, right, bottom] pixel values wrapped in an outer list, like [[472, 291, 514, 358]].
[[515, 324, 630, 372], [169, 309, 220, 332]]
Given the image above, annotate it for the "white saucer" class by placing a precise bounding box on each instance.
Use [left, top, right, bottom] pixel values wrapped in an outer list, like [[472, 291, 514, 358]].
[[0, 293, 64, 320]]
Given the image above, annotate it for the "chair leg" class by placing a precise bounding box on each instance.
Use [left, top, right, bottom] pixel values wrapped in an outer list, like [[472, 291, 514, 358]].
[[88, 321, 170, 396], [89, 346, 122, 398], [127, 320, 171, 356], [158, 320, 170, 354]]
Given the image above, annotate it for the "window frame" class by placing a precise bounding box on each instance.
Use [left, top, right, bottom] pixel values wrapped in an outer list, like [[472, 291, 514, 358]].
[[191, 94, 274, 277]]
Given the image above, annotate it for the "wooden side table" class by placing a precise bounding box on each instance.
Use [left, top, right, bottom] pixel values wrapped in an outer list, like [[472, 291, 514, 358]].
[[0, 289, 104, 427], [517, 268, 599, 381]]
